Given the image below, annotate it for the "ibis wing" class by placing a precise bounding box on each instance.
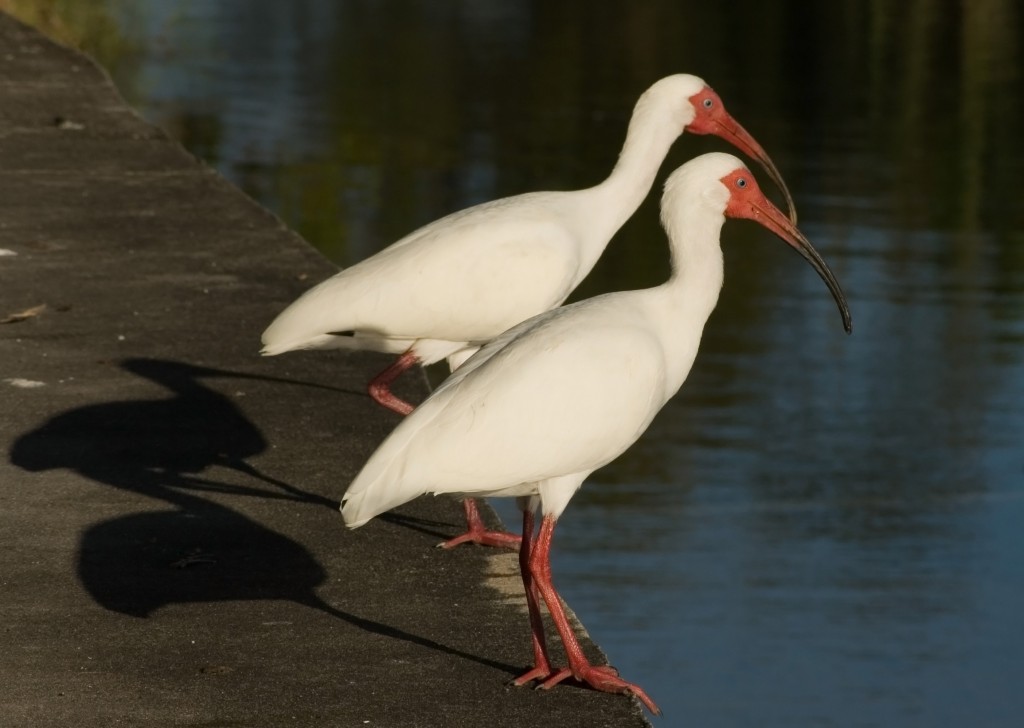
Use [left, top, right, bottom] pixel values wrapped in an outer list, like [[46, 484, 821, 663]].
[[341, 296, 667, 526], [262, 193, 582, 354]]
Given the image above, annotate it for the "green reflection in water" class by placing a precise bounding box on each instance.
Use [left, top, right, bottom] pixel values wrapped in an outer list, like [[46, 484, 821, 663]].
[[0, 0, 137, 77]]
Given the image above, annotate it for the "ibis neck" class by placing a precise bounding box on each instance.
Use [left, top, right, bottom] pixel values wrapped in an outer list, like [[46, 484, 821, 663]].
[[665, 208, 726, 304], [585, 109, 682, 241], [652, 204, 727, 392]]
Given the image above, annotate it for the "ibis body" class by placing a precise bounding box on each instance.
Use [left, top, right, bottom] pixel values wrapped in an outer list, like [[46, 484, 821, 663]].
[[262, 74, 797, 547], [341, 153, 851, 713]]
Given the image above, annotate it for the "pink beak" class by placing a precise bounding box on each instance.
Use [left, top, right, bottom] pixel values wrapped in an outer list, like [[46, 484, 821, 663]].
[[725, 173, 852, 334], [689, 96, 798, 226]]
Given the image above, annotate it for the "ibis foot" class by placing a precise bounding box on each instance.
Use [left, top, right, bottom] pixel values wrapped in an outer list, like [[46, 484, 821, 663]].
[[438, 498, 521, 549], [539, 664, 661, 716], [510, 663, 557, 687]]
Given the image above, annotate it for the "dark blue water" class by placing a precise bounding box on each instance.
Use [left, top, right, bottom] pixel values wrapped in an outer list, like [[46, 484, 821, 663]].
[[49, 1, 1024, 724]]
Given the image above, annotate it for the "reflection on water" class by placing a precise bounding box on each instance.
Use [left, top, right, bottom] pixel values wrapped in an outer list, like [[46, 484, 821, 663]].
[[18, 0, 1024, 724]]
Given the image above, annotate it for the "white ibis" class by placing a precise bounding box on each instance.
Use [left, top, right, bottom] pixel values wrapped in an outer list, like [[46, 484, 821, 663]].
[[340, 152, 851, 715], [263, 74, 798, 548]]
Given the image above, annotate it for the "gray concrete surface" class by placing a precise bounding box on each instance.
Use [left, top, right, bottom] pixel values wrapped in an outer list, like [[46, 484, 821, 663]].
[[0, 12, 651, 728]]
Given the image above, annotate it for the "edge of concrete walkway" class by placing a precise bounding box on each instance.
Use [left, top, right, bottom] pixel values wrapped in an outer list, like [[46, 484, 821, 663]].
[[0, 12, 652, 728]]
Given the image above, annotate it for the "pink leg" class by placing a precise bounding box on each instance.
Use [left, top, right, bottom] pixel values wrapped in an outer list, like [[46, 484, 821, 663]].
[[511, 509, 554, 684], [528, 515, 662, 716], [367, 350, 419, 416], [438, 498, 521, 549]]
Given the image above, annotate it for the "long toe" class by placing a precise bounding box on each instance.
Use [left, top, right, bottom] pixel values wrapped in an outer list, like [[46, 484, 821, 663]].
[[438, 528, 521, 549], [511, 664, 557, 687], [542, 664, 661, 716]]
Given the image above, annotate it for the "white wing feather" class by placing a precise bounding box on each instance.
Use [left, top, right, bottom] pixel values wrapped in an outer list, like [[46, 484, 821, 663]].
[[341, 293, 668, 527], [262, 192, 585, 355]]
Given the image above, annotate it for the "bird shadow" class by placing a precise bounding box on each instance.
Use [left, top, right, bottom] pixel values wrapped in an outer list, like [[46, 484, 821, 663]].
[[8, 356, 516, 674], [378, 511, 456, 541]]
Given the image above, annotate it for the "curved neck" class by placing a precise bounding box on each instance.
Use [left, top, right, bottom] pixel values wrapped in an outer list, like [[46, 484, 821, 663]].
[[665, 206, 726, 295], [584, 106, 682, 241], [652, 201, 727, 392]]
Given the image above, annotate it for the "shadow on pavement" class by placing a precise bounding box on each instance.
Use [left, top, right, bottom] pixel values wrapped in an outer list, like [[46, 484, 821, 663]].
[[9, 357, 516, 673]]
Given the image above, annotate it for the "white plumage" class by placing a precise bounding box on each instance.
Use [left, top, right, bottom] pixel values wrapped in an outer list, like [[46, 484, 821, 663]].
[[342, 297, 669, 525], [264, 74, 798, 547], [341, 151, 838, 526], [340, 152, 850, 714], [261, 74, 795, 369]]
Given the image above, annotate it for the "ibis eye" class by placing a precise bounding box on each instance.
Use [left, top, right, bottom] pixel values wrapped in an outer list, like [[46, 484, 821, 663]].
[[703, 98, 713, 109], [736, 177, 747, 188]]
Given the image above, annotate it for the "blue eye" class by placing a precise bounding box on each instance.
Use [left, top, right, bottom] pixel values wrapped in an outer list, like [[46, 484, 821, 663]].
[[737, 178, 747, 188], [703, 98, 713, 108]]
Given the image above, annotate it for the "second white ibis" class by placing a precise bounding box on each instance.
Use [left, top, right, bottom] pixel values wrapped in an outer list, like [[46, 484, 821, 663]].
[[263, 74, 798, 548], [340, 152, 851, 714]]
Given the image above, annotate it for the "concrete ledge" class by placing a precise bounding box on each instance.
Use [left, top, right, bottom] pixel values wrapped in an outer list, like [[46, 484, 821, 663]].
[[0, 12, 650, 727]]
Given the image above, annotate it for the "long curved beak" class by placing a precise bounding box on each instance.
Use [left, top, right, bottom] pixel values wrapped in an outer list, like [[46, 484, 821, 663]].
[[732, 194, 852, 334], [714, 115, 799, 226]]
